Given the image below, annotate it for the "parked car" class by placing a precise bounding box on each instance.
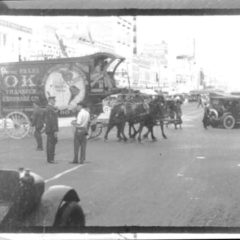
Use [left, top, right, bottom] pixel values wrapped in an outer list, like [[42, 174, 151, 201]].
[[0, 168, 85, 230], [208, 93, 240, 129]]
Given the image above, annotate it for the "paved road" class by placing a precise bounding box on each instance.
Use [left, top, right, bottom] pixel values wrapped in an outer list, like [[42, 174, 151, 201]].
[[1, 102, 240, 227]]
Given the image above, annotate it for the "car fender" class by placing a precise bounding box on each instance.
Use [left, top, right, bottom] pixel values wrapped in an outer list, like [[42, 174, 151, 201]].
[[28, 185, 80, 227], [220, 112, 232, 122], [209, 108, 219, 119]]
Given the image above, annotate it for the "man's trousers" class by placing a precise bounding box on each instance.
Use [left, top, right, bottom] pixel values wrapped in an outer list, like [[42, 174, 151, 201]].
[[46, 133, 57, 162], [34, 128, 43, 150], [73, 130, 87, 164]]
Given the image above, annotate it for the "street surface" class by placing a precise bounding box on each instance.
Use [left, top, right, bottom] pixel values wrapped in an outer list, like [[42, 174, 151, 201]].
[[1, 102, 240, 227]]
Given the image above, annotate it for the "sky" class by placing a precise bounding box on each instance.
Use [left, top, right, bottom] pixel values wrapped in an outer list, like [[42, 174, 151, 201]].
[[2, 15, 240, 89], [137, 16, 240, 89]]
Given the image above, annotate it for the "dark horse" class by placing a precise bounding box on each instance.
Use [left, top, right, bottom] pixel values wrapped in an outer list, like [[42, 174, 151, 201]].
[[104, 96, 167, 142], [104, 102, 128, 142]]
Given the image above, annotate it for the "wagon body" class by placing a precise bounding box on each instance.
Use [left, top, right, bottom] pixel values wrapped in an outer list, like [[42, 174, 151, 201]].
[[0, 52, 125, 139]]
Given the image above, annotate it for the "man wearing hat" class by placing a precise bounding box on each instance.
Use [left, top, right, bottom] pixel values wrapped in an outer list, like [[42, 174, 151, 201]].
[[71, 102, 90, 164], [30, 99, 45, 151], [44, 96, 59, 163]]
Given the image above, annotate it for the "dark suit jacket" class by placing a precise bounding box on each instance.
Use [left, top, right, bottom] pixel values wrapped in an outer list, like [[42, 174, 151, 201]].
[[44, 104, 59, 134], [31, 106, 45, 130]]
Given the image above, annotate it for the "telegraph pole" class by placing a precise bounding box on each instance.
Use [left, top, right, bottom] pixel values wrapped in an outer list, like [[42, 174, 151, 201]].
[[18, 37, 22, 62]]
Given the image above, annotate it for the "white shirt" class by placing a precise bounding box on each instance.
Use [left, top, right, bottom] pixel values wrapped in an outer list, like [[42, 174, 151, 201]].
[[76, 108, 90, 128]]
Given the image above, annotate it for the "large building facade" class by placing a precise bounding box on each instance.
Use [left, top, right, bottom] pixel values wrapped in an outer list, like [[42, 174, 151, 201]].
[[0, 16, 203, 92]]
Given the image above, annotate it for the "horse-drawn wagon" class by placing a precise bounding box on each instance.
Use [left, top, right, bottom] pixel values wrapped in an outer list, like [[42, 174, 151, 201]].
[[0, 52, 125, 139]]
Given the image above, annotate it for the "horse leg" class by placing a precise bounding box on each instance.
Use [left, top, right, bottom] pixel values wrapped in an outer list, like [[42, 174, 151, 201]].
[[128, 122, 132, 138], [160, 120, 167, 139], [143, 128, 149, 139], [179, 117, 183, 129], [129, 122, 135, 139], [133, 124, 139, 138], [149, 125, 157, 141], [132, 124, 139, 139], [104, 124, 114, 141], [116, 124, 123, 141], [137, 124, 144, 143], [121, 122, 128, 142], [174, 115, 178, 129]]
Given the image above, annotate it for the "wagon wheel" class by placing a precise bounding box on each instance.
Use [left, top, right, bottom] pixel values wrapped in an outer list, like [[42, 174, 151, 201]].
[[4, 111, 31, 139], [222, 115, 235, 129], [54, 201, 85, 227], [88, 122, 103, 139]]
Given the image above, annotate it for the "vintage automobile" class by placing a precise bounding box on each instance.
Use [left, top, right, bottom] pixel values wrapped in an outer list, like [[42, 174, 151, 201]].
[[208, 93, 240, 129], [188, 91, 200, 102], [0, 168, 85, 230]]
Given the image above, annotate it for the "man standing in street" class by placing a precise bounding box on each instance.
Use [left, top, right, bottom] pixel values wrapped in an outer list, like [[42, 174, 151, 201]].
[[71, 102, 90, 164], [202, 103, 210, 129], [44, 96, 59, 163], [31, 100, 45, 151]]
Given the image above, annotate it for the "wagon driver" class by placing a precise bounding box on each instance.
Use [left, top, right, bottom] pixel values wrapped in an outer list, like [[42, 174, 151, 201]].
[[71, 102, 90, 164]]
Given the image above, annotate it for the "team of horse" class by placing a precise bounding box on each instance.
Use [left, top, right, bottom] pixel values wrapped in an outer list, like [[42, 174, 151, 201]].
[[103, 94, 182, 142]]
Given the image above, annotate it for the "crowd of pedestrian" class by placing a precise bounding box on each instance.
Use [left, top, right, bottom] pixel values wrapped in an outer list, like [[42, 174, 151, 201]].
[[30, 97, 90, 164]]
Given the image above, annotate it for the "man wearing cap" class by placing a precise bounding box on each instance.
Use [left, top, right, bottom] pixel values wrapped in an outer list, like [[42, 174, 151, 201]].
[[71, 102, 90, 164], [44, 96, 59, 163], [30, 100, 45, 151]]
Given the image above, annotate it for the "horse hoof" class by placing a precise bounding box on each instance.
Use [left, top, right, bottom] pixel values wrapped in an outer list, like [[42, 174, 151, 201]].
[[152, 138, 157, 142], [163, 136, 167, 139]]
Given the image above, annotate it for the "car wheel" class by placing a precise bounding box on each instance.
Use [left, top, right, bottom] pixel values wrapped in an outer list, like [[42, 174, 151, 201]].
[[223, 115, 235, 129], [54, 201, 85, 227]]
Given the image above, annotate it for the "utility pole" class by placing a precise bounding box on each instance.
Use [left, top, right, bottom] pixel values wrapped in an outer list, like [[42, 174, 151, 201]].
[[55, 32, 68, 58], [18, 37, 22, 62]]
